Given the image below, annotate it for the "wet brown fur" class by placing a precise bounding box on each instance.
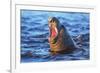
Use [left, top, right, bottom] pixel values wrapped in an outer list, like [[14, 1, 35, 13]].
[[48, 17, 77, 54]]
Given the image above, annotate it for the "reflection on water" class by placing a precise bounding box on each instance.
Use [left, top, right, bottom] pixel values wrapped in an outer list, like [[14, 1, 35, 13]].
[[21, 10, 90, 63]]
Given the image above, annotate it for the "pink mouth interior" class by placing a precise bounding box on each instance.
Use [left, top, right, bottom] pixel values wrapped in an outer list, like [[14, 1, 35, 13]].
[[51, 27, 57, 37]]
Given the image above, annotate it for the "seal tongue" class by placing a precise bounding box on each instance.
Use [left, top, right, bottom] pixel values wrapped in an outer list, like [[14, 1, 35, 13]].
[[51, 28, 57, 37]]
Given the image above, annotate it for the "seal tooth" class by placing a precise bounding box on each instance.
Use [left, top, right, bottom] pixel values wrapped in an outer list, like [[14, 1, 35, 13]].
[[55, 27, 58, 35]]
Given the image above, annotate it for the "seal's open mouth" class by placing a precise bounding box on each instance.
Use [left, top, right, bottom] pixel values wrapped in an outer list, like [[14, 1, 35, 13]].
[[50, 27, 58, 38]]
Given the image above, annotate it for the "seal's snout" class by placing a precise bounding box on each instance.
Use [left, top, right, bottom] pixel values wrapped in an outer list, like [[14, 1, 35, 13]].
[[48, 17, 59, 24], [48, 17, 53, 22]]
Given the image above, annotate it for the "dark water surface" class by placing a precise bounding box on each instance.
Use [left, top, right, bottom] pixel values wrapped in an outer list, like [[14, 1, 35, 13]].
[[21, 10, 90, 63]]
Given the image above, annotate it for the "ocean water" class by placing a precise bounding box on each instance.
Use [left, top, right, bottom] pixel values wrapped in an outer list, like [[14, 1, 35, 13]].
[[21, 10, 90, 63]]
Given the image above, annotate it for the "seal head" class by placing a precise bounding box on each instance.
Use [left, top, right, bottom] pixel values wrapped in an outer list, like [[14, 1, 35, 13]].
[[48, 17, 76, 54]]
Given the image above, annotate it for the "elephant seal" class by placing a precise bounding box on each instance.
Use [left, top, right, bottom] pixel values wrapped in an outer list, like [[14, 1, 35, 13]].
[[48, 17, 77, 54]]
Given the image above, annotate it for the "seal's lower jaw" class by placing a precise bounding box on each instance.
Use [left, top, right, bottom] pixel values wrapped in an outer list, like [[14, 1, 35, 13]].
[[50, 27, 58, 39]]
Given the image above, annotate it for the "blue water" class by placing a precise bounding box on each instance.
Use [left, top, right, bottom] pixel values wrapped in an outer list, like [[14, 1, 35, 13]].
[[21, 10, 90, 63]]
